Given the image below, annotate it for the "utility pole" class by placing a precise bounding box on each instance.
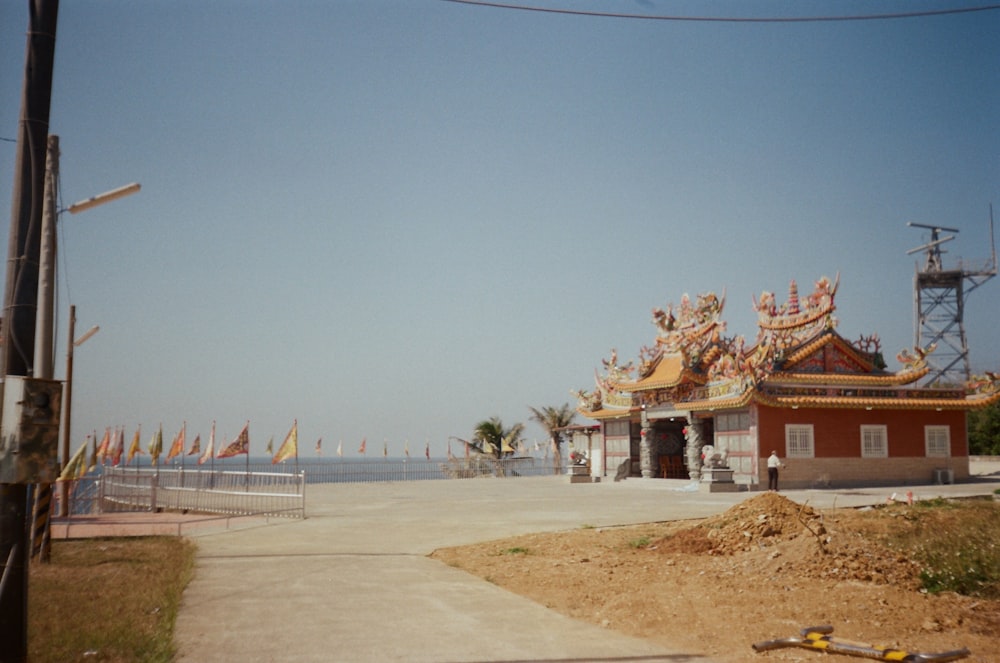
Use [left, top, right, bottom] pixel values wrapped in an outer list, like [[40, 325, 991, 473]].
[[0, 1, 61, 660]]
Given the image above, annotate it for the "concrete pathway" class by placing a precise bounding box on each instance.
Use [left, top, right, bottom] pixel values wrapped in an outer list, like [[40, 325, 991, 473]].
[[172, 463, 1000, 662]]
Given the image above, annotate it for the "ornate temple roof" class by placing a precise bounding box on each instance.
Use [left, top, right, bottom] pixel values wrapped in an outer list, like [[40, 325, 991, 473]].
[[575, 275, 1000, 417]]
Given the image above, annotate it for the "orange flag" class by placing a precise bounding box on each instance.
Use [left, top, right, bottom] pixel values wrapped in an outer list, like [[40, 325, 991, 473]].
[[126, 426, 142, 464], [166, 422, 186, 461]]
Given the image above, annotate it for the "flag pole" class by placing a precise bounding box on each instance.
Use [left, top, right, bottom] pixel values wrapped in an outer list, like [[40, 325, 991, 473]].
[[244, 421, 250, 491]]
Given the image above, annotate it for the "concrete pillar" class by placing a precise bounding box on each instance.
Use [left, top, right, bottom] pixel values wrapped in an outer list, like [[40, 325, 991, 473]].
[[685, 418, 704, 480], [640, 417, 654, 479]]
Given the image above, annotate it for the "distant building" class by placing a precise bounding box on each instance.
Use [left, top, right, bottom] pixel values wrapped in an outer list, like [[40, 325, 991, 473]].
[[574, 275, 1000, 489]]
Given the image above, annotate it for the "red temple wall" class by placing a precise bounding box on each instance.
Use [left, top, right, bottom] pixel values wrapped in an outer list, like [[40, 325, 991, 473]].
[[753, 405, 969, 488]]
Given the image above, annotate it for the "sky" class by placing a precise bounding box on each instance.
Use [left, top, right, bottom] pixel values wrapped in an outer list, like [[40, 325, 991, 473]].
[[1, 0, 998, 457]]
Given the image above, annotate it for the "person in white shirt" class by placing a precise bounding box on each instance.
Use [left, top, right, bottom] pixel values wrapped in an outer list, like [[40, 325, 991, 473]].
[[767, 450, 783, 491]]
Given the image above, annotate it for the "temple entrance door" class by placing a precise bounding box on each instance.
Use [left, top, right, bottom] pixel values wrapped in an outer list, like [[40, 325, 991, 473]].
[[651, 420, 687, 478]]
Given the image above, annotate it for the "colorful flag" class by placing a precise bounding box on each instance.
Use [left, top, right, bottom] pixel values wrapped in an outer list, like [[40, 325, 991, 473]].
[[315, 438, 322, 456], [265, 436, 274, 456], [358, 437, 366, 455], [110, 427, 124, 466], [425, 440, 430, 460], [166, 422, 186, 461], [96, 428, 112, 464], [273, 421, 298, 464], [187, 434, 201, 456], [336, 440, 343, 457], [404, 439, 410, 458], [217, 422, 249, 459], [126, 426, 142, 465], [59, 441, 89, 481], [198, 421, 215, 465], [447, 439, 454, 460], [149, 425, 163, 466], [382, 438, 388, 458], [87, 433, 97, 472]]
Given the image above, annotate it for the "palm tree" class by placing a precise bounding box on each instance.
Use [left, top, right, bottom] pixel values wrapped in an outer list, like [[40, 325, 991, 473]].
[[527, 403, 577, 472], [472, 416, 525, 459]]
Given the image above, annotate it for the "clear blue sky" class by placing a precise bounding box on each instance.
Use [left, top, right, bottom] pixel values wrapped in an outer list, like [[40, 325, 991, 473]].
[[2, 1, 998, 456]]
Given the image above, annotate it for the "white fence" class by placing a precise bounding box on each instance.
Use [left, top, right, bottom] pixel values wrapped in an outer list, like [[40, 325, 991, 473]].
[[100, 467, 305, 519]]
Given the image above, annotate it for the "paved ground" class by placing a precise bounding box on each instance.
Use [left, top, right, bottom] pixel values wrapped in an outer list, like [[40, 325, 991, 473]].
[[160, 461, 1000, 663]]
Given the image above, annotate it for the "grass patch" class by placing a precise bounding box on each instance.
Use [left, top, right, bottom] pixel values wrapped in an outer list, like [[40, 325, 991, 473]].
[[881, 499, 1000, 598], [29, 536, 196, 663], [501, 546, 529, 555], [628, 536, 651, 549]]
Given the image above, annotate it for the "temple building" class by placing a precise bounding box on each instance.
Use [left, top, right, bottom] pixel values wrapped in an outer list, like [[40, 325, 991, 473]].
[[572, 275, 1000, 489]]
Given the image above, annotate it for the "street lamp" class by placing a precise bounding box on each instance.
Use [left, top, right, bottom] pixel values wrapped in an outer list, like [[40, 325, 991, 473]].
[[66, 181, 141, 215], [58, 305, 98, 517], [35, 135, 139, 379]]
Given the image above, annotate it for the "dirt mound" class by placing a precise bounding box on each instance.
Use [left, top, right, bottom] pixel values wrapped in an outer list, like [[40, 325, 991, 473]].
[[652, 492, 923, 587], [653, 491, 822, 555]]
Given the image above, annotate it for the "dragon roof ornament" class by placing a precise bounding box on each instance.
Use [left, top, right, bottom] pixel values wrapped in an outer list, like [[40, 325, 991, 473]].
[[647, 289, 726, 375], [751, 274, 839, 359]]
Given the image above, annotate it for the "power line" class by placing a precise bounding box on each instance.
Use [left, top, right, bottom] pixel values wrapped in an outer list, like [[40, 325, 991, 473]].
[[441, 0, 1000, 22]]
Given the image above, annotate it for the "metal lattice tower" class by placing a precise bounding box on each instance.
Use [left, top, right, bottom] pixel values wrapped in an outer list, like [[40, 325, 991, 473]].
[[907, 209, 997, 386]]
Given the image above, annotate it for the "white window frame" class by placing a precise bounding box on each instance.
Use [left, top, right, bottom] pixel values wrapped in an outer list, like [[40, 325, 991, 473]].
[[925, 425, 950, 458], [785, 424, 814, 458], [860, 425, 888, 458]]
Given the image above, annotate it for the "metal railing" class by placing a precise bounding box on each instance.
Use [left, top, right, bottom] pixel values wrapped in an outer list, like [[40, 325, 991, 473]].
[[55, 457, 562, 518], [99, 467, 305, 519]]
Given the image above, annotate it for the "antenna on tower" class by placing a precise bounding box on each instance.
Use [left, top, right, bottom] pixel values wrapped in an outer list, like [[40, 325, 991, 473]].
[[907, 211, 997, 387]]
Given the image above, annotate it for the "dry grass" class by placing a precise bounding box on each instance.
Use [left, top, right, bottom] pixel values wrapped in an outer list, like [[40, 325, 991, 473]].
[[28, 536, 195, 663]]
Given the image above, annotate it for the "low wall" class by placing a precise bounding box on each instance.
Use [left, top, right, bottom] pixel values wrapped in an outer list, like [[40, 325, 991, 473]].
[[756, 456, 971, 490]]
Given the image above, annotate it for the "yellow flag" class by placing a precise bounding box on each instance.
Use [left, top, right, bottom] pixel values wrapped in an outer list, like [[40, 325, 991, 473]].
[[59, 441, 88, 481], [272, 421, 298, 464], [126, 426, 142, 464], [149, 425, 163, 466]]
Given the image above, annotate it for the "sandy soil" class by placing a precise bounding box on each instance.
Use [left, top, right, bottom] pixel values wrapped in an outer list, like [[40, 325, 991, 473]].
[[431, 492, 1000, 663]]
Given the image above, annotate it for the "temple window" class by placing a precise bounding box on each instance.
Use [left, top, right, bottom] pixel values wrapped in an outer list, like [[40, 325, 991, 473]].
[[860, 425, 888, 458], [605, 421, 630, 437], [925, 425, 950, 457], [785, 424, 814, 458]]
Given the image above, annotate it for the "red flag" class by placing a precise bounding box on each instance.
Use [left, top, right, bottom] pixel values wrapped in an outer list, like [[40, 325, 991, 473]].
[[110, 427, 124, 466], [217, 422, 249, 459], [358, 437, 366, 455], [425, 440, 430, 460], [187, 434, 201, 456], [314, 438, 322, 456]]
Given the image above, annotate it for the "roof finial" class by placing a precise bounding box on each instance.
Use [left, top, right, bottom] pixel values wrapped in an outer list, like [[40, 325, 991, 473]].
[[787, 280, 800, 314]]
